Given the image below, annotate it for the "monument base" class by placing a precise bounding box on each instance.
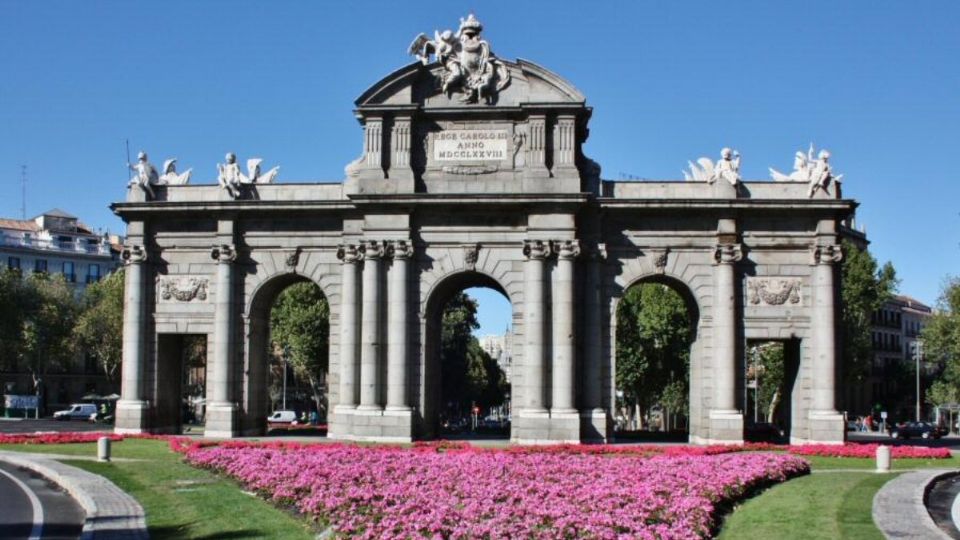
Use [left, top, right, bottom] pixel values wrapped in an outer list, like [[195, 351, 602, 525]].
[[205, 402, 239, 439], [579, 408, 610, 442], [114, 399, 150, 434], [691, 409, 744, 445], [795, 411, 846, 445], [333, 407, 414, 443], [513, 409, 580, 444]]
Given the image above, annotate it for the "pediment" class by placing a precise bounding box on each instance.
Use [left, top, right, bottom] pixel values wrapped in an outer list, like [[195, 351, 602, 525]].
[[355, 59, 585, 110]]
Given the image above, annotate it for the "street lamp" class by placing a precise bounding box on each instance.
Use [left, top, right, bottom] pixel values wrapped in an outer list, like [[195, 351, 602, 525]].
[[282, 347, 289, 411], [912, 341, 923, 422]]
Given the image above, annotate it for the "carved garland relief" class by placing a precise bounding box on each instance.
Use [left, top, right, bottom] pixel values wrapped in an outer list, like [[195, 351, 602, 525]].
[[746, 277, 802, 306]]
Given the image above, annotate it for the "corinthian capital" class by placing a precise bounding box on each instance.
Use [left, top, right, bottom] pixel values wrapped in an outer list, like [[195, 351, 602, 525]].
[[211, 244, 237, 263], [714, 243, 743, 265], [555, 239, 581, 260], [522, 239, 552, 260], [811, 244, 843, 265], [121, 245, 147, 265], [336, 244, 361, 264]]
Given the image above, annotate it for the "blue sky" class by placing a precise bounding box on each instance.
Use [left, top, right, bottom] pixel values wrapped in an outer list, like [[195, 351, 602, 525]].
[[2, 2, 958, 335]]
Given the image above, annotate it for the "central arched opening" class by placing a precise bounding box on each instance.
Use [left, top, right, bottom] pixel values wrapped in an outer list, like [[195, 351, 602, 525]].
[[245, 274, 330, 437], [422, 272, 512, 441], [614, 277, 699, 442]]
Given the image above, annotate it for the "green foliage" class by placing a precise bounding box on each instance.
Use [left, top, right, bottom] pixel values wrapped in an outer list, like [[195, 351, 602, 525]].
[[615, 282, 692, 425], [17, 273, 80, 383], [440, 292, 507, 414], [749, 343, 785, 422], [0, 269, 29, 369], [269, 282, 329, 413], [840, 240, 898, 383], [73, 269, 125, 380], [923, 277, 960, 405]]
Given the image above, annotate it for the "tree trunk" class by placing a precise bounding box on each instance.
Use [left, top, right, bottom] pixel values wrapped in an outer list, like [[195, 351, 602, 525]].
[[766, 389, 781, 424]]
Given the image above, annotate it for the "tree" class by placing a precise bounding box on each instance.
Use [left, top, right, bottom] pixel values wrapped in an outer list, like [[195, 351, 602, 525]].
[[269, 282, 330, 416], [0, 269, 29, 371], [922, 277, 960, 421], [17, 273, 80, 402], [73, 269, 124, 380], [840, 240, 898, 386], [616, 283, 692, 429], [439, 292, 507, 416], [748, 343, 785, 423]]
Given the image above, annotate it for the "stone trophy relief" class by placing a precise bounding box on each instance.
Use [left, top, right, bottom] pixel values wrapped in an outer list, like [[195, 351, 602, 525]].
[[745, 277, 803, 306], [157, 276, 209, 303]]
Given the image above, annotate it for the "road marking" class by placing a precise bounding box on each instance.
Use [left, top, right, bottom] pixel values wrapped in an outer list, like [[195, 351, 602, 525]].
[[0, 466, 44, 540], [951, 484, 960, 536]]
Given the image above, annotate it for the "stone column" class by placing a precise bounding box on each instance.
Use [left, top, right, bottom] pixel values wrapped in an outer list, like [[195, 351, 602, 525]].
[[386, 240, 412, 411], [522, 240, 551, 413], [336, 244, 361, 409], [811, 244, 843, 414], [712, 243, 742, 413], [116, 245, 149, 433], [552, 240, 579, 414], [206, 244, 238, 437], [358, 240, 384, 411], [582, 244, 605, 415]]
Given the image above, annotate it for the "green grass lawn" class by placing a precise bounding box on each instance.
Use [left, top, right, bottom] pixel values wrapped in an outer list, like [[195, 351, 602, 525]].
[[719, 454, 960, 540], [0, 440, 315, 539]]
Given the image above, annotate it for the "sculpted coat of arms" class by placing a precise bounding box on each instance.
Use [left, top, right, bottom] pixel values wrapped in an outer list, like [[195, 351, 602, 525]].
[[409, 14, 511, 104]]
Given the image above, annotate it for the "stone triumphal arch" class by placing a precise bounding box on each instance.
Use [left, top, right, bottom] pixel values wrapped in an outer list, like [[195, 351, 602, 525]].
[[114, 16, 852, 445]]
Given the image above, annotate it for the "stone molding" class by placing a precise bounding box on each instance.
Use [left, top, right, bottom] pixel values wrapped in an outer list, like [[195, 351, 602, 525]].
[[746, 277, 802, 306], [713, 243, 743, 265], [811, 244, 843, 265], [522, 239, 552, 260], [337, 244, 362, 264], [157, 277, 209, 303], [121, 245, 147, 265], [211, 244, 237, 263]]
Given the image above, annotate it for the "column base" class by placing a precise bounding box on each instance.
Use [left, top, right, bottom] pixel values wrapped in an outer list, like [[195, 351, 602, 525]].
[[334, 406, 413, 443], [692, 409, 744, 445], [795, 410, 846, 445], [114, 399, 150, 434], [205, 402, 239, 439], [580, 408, 611, 442], [513, 409, 580, 444]]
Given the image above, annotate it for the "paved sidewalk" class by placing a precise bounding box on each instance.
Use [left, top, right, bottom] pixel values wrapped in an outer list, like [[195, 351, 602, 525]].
[[873, 468, 954, 540], [0, 450, 148, 540]]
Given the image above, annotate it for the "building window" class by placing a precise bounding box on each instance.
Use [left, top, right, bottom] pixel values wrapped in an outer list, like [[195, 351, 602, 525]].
[[86, 264, 101, 283], [34, 259, 47, 273], [63, 261, 75, 282], [7, 257, 20, 270]]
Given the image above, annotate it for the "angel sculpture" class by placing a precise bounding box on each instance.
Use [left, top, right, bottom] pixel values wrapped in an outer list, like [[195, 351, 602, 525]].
[[408, 14, 511, 104], [807, 149, 842, 198], [769, 146, 813, 182], [128, 151, 160, 199], [217, 152, 279, 199], [159, 159, 192, 185], [683, 148, 741, 186]]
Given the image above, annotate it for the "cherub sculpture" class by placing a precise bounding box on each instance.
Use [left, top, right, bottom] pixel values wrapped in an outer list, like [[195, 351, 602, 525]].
[[768, 144, 843, 197], [217, 152, 279, 199], [408, 14, 511, 104], [128, 151, 160, 199], [683, 148, 741, 186], [159, 159, 192, 185]]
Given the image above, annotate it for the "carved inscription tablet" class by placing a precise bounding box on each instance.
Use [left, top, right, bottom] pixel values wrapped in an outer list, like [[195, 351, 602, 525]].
[[434, 130, 509, 161]]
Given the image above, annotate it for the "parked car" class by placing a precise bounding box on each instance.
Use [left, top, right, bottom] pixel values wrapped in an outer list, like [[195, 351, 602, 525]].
[[846, 420, 859, 432], [267, 410, 298, 425], [889, 421, 944, 440], [53, 403, 98, 421]]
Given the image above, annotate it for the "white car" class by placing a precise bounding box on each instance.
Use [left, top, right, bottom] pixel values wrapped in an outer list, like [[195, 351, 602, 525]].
[[267, 410, 298, 424], [53, 403, 97, 421]]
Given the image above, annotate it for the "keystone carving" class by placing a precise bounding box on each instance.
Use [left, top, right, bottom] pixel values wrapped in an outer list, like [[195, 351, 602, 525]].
[[647, 248, 669, 274], [463, 243, 480, 269], [746, 277, 802, 306], [285, 247, 302, 270], [158, 277, 209, 302]]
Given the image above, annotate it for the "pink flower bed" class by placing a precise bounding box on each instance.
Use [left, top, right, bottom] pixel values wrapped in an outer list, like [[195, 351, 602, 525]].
[[789, 443, 952, 459], [186, 443, 809, 539]]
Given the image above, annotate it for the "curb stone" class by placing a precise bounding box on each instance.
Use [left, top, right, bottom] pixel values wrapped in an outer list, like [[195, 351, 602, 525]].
[[0, 450, 148, 540], [873, 468, 953, 540]]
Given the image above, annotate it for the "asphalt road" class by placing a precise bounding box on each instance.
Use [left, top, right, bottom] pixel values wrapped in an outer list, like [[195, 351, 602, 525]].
[[0, 461, 84, 540], [0, 418, 109, 435]]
